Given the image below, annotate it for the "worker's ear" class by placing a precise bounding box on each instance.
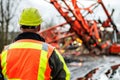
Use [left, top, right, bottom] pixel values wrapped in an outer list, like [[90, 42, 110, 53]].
[[20, 26, 23, 32], [36, 25, 40, 31]]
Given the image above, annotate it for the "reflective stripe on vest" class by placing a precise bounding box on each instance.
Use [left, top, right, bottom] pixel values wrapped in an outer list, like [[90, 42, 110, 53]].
[[55, 49, 71, 80], [1, 39, 54, 80]]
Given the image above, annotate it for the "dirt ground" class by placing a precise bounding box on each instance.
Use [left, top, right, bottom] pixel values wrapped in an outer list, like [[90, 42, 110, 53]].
[[65, 54, 120, 80]]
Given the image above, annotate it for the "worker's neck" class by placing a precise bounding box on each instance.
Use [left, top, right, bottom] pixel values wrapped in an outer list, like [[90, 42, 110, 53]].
[[21, 29, 38, 33]]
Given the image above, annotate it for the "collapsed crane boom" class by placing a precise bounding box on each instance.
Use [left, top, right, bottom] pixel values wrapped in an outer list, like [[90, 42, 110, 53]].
[[40, 0, 120, 54], [49, 0, 102, 51]]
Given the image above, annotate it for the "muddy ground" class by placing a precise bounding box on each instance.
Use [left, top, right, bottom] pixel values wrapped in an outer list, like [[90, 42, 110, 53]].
[[64, 54, 120, 80]]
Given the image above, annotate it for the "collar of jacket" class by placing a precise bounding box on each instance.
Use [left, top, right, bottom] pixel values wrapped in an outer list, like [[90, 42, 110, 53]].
[[14, 32, 45, 42]]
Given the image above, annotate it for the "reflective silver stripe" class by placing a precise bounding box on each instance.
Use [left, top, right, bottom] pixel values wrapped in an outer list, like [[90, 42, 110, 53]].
[[42, 43, 48, 51], [4, 45, 10, 50]]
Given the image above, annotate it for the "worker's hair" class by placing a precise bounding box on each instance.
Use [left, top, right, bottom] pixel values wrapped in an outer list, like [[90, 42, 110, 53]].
[[20, 25, 37, 29]]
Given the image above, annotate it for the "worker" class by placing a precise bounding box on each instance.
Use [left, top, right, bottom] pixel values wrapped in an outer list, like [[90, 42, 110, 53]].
[[0, 7, 70, 80]]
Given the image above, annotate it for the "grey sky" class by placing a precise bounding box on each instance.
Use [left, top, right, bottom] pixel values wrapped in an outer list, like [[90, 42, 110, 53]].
[[15, 0, 120, 31]]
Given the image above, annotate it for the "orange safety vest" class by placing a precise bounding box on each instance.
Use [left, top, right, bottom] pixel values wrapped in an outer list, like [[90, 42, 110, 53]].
[[1, 39, 54, 80]]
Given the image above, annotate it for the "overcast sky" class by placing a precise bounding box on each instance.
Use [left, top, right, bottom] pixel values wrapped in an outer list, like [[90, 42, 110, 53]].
[[16, 0, 120, 31]]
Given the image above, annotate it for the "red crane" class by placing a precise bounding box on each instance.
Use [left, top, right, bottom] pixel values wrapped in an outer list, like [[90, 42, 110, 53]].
[[40, 0, 120, 54]]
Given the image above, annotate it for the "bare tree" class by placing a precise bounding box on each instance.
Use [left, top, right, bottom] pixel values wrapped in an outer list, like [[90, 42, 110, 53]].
[[0, 0, 22, 52]]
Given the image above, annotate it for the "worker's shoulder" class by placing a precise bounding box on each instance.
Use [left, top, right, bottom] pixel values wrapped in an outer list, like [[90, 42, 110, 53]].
[[3, 44, 11, 50], [42, 42, 55, 49]]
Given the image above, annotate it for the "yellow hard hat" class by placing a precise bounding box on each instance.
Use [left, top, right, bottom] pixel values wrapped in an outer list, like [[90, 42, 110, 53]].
[[19, 7, 43, 26]]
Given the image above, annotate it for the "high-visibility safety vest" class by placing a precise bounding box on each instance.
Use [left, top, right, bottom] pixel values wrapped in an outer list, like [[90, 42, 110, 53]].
[[1, 39, 54, 80]]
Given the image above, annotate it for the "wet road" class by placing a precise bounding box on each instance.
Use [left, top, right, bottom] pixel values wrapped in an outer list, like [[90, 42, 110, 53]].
[[67, 55, 120, 80]]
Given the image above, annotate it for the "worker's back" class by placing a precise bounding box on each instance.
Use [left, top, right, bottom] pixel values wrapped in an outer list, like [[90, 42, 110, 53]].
[[1, 39, 53, 80]]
